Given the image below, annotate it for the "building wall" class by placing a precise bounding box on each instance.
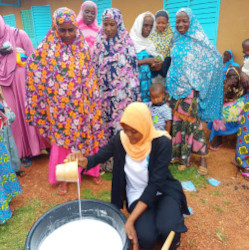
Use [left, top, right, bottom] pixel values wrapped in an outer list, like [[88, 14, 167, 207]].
[[0, 0, 248, 64], [0, 0, 162, 31], [217, 0, 249, 65], [113, 0, 163, 31], [0, 0, 83, 29]]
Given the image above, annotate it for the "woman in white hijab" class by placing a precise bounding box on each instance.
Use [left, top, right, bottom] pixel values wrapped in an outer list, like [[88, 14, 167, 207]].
[[130, 12, 163, 102]]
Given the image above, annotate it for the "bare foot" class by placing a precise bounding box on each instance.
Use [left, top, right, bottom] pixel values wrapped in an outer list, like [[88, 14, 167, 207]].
[[58, 182, 68, 195], [91, 176, 103, 185], [16, 170, 26, 177], [178, 165, 186, 171], [9, 204, 16, 214]]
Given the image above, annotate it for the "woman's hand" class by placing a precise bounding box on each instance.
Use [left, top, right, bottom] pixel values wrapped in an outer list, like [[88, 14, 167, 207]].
[[146, 58, 156, 65], [66, 151, 88, 169], [0, 46, 13, 56], [124, 218, 139, 250], [151, 59, 163, 71]]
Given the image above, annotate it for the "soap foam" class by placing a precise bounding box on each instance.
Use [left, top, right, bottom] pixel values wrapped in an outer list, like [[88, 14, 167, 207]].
[[39, 218, 123, 250]]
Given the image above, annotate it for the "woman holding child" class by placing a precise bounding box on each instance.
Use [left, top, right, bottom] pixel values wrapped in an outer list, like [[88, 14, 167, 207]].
[[130, 12, 163, 102], [149, 10, 173, 84], [207, 66, 246, 150], [25, 7, 104, 194], [166, 8, 223, 175]]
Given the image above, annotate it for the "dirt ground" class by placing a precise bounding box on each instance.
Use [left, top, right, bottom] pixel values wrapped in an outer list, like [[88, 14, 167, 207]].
[[13, 128, 249, 250]]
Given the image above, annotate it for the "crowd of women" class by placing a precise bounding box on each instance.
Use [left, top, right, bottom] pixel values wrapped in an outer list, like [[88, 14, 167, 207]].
[[1, 1, 249, 249]]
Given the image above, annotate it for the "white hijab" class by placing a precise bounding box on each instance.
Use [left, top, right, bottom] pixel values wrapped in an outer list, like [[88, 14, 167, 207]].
[[130, 12, 160, 58]]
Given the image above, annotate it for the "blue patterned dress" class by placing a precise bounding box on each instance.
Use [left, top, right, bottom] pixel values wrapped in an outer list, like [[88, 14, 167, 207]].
[[235, 93, 249, 178], [137, 50, 153, 102], [166, 8, 223, 122], [0, 134, 22, 224]]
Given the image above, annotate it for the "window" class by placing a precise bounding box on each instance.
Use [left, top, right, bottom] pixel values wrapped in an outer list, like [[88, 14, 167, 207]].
[[21, 9, 36, 47], [0, 0, 20, 7], [3, 14, 16, 28], [21, 5, 52, 48]]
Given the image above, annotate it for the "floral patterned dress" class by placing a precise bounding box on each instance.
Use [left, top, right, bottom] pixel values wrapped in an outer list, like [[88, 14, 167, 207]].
[[25, 8, 104, 183], [92, 8, 140, 144], [235, 93, 249, 178]]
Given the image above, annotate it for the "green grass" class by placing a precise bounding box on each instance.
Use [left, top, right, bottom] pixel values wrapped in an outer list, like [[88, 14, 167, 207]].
[[97, 190, 111, 202], [200, 198, 206, 204], [0, 198, 55, 250], [80, 188, 96, 199], [216, 229, 228, 242], [188, 241, 194, 247], [223, 200, 232, 205], [101, 172, 112, 181], [212, 204, 223, 213], [169, 164, 208, 188], [212, 190, 223, 196]]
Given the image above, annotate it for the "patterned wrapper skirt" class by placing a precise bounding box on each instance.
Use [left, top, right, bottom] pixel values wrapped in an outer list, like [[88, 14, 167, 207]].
[[235, 93, 249, 176], [169, 90, 208, 166], [0, 135, 22, 224]]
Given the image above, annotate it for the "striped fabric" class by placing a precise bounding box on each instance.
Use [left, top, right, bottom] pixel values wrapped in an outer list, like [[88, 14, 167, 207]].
[[146, 102, 172, 130]]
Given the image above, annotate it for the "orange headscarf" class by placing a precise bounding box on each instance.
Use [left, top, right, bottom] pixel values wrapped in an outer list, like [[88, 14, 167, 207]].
[[120, 102, 171, 161]]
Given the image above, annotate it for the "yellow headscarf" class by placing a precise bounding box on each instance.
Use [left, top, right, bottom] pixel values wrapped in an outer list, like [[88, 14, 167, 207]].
[[120, 102, 171, 161]]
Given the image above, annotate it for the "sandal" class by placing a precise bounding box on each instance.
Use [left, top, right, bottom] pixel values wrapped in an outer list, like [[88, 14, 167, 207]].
[[197, 166, 208, 175], [241, 172, 249, 181], [58, 182, 68, 195], [21, 157, 32, 167], [91, 176, 103, 185], [209, 144, 223, 151], [16, 170, 26, 177], [231, 161, 249, 180]]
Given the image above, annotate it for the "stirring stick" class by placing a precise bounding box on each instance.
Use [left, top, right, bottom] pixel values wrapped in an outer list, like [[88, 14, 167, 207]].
[[161, 231, 175, 250]]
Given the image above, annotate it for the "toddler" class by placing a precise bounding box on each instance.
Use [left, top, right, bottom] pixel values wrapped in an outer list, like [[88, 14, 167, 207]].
[[146, 83, 172, 133], [242, 39, 249, 76]]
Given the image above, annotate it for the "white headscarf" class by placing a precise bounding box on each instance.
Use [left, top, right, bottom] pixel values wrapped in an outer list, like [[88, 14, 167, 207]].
[[130, 12, 160, 58]]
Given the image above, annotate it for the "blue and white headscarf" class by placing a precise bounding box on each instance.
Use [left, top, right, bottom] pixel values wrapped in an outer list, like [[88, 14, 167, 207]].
[[166, 8, 223, 122], [223, 50, 239, 80]]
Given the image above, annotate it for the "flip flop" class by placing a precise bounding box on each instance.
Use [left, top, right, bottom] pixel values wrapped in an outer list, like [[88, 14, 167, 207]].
[[241, 172, 249, 181], [16, 170, 26, 177], [197, 166, 208, 176], [21, 157, 32, 167], [209, 144, 223, 151]]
